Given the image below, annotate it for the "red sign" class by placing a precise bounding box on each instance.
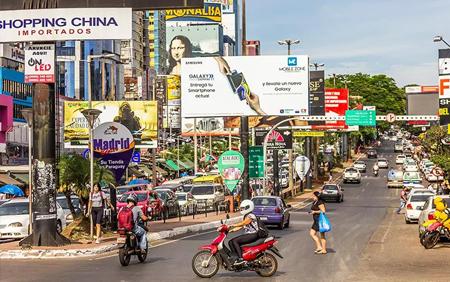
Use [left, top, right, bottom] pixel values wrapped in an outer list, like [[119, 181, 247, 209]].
[[407, 120, 430, 126], [312, 88, 349, 130]]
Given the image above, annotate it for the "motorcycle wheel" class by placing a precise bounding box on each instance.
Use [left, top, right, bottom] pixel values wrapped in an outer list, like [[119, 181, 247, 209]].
[[256, 253, 278, 277], [138, 245, 148, 263], [192, 250, 220, 278], [421, 231, 440, 249], [119, 246, 131, 266]]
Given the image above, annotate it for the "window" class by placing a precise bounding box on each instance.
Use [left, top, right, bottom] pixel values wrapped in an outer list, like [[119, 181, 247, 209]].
[[252, 198, 277, 206]]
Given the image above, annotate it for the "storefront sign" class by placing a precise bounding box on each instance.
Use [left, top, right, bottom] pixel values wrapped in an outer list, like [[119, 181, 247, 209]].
[[166, 3, 222, 22], [218, 150, 245, 192], [255, 130, 292, 150], [293, 131, 325, 137], [24, 44, 55, 83]]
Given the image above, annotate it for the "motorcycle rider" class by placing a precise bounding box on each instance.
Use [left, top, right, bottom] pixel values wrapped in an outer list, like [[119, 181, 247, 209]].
[[228, 199, 263, 266], [126, 194, 149, 253], [373, 163, 379, 176]]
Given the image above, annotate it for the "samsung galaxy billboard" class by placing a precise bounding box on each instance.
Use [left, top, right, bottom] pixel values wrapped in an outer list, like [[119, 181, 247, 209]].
[[0, 8, 132, 42]]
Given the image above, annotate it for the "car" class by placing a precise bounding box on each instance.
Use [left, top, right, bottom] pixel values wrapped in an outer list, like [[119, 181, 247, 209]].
[[425, 173, 444, 182], [321, 184, 344, 202], [403, 162, 419, 172], [0, 198, 66, 239], [115, 184, 146, 198], [252, 196, 291, 230], [403, 171, 422, 185], [394, 143, 403, 153], [158, 183, 185, 192], [396, 155, 406, 165], [155, 189, 180, 218], [418, 195, 450, 236], [56, 195, 82, 225], [377, 158, 389, 168], [190, 184, 225, 211], [353, 161, 367, 173], [176, 192, 197, 215], [343, 167, 361, 184], [421, 162, 435, 173], [387, 170, 404, 188], [117, 191, 163, 219], [367, 149, 377, 158]]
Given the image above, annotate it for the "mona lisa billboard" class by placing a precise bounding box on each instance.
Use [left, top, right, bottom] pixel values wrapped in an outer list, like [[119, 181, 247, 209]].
[[166, 24, 223, 75], [64, 101, 158, 148]]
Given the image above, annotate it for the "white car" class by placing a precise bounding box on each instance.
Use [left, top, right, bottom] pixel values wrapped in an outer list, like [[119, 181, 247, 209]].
[[353, 161, 367, 173], [56, 195, 82, 225], [404, 191, 435, 224], [418, 195, 450, 235], [396, 155, 406, 165], [0, 198, 66, 239], [426, 173, 444, 182], [175, 192, 197, 216], [394, 143, 403, 153], [377, 158, 389, 168], [403, 163, 419, 172], [343, 167, 361, 184]]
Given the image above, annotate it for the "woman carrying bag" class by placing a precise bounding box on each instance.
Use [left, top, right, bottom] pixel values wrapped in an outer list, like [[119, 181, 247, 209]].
[[309, 191, 331, 254]]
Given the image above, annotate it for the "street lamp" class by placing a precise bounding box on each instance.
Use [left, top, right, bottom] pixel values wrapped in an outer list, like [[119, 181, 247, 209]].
[[81, 108, 102, 239], [310, 62, 325, 71], [433, 35, 450, 48], [278, 39, 300, 55], [21, 108, 33, 234]]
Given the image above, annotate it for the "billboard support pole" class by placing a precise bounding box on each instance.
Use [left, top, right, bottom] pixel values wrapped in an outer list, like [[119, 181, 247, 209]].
[[194, 118, 198, 175], [152, 79, 158, 187], [306, 137, 312, 189], [228, 129, 232, 150], [240, 117, 250, 200], [273, 150, 279, 196]]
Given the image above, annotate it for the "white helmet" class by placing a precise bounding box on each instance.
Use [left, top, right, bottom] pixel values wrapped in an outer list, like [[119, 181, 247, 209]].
[[240, 199, 254, 216]]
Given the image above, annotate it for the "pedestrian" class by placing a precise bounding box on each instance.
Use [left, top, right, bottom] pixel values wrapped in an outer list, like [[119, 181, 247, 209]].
[[328, 171, 333, 183], [396, 187, 409, 214], [87, 183, 115, 243], [309, 191, 327, 254]]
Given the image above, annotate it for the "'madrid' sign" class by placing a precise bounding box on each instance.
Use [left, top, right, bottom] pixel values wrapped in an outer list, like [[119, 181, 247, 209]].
[[0, 8, 132, 42]]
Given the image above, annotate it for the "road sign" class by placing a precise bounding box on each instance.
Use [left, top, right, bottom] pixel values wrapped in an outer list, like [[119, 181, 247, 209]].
[[432, 167, 444, 177], [132, 151, 141, 163], [293, 131, 325, 137], [249, 146, 264, 178], [386, 113, 396, 123], [345, 110, 376, 126]]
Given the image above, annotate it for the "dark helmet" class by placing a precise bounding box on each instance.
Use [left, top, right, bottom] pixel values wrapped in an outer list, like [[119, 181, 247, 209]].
[[126, 194, 138, 205]]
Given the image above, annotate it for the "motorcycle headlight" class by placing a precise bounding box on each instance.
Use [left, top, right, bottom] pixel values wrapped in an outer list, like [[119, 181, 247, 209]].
[[8, 222, 23, 227]]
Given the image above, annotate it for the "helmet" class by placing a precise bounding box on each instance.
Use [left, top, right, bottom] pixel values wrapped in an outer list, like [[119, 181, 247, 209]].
[[240, 199, 254, 216], [126, 194, 138, 205]]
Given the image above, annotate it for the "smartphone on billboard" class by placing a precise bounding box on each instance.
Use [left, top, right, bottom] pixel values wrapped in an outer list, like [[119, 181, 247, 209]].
[[227, 71, 251, 101]]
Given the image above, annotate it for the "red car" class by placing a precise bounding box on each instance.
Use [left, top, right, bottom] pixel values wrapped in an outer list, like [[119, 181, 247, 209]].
[[117, 191, 163, 219]]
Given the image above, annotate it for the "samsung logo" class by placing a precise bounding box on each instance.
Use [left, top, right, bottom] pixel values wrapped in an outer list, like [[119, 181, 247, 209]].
[[186, 61, 202, 65]]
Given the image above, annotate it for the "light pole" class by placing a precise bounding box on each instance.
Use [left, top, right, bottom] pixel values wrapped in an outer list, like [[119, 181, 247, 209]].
[[310, 62, 325, 71], [433, 35, 450, 48], [278, 39, 300, 56], [21, 108, 33, 234], [81, 108, 102, 239]]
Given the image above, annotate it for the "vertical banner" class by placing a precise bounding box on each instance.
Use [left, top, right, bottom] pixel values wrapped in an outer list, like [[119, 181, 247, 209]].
[[439, 49, 450, 126], [309, 71, 325, 125], [218, 150, 245, 192], [24, 44, 55, 83], [294, 155, 310, 181]]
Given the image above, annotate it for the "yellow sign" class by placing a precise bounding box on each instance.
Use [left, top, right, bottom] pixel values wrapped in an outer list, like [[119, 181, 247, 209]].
[[293, 131, 325, 137], [167, 75, 181, 101], [448, 124, 450, 134], [166, 3, 222, 23], [64, 101, 158, 148]]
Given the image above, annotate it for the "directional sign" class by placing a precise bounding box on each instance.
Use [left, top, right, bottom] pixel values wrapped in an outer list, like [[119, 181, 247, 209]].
[[249, 146, 264, 178], [293, 131, 325, 137], [386, 113, 396, 123], [345, 110, 376, 126]]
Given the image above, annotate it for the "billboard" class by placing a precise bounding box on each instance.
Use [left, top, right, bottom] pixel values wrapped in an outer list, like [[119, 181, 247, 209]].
[[407, 93, 439, 115], [439, 50, 450, 126], [166, 25, 223, 75], [167, 75, 181, 103], [223, 116, 308, 128], [181, 117, 238, 137], [206, 0, 234, 13], [164, 105, 181, 129], [64, 101, 158, 148], [254, 129, 293, 150], [166, 3, 222, 23], [312, 88, 349, 130], [181, 55, 310, 117], [24, 44, 55, 83], [0, 8, 132, 43], [309, 70, 325, 116]]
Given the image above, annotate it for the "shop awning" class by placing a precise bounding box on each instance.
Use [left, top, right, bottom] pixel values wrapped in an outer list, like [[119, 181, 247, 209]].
[[166, 160, 180, 171], [139, 164, 168, 176], [11, 173, 29, 185], [0, 174, 24, 186], [177, 160, 191, 170], [128, 166, 145, 178]]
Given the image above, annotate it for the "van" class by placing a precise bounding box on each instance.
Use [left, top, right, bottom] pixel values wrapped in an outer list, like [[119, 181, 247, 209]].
[[190, 184, 225, 210], [192, 175, 223, 185]]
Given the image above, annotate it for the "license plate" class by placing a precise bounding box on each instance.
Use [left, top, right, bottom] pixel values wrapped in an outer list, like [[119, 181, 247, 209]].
[[259, 217, 268, 221], [117, 237, 126, 244]]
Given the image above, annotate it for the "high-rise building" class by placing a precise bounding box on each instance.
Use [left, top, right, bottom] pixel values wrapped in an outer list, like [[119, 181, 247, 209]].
[[147, 11, 167, 75]]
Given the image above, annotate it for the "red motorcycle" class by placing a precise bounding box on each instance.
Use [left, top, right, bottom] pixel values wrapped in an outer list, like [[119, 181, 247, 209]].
[[420, 221, 450, 249], [192, 223, 283, 278]]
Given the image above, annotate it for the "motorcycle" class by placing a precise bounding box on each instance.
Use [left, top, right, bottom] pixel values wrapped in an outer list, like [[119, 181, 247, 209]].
[[117, 226, 148, 266], [373, 169, 379, 177], [420, 221, 450, 249], [192, 223, 283, 278]]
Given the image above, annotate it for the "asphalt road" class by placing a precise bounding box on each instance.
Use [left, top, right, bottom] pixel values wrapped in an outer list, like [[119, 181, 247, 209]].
[[1, 143, 400, 282]]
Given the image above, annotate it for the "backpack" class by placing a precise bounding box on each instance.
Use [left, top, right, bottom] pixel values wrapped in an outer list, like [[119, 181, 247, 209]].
[[118, 207, 134, 231], [245, 213, 270, 238]]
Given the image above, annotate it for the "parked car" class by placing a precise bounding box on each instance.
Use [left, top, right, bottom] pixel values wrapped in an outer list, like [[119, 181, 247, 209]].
[[425, 172, 444, 182], [176, 192, 197, 215], [155, 189, 180, 218], [403, 171, 422, 185], [387, 170, 404, 188], [115, 184, 146, 198], [403, 161, 419, 173], [367, 149, 377, 158], [343, 167, 361, 184], [396, 155, 406, 165], [56, 195, 82, 225], [158, 183, 185, 192], [353, 161, 367, 173], [190, 184, 225, 211], [0, 198, 66, 239], [394, 143, 403, 153], [377, 158, 389, 168], [321, 184, 344, 202], [117, 191, 162, 218], [418, 195, 450, 236], [252, 196, 291, 230]]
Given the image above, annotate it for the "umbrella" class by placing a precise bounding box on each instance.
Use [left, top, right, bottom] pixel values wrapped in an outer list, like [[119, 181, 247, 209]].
[[0, 184, 25, 197], [127, 179, 149, 185]]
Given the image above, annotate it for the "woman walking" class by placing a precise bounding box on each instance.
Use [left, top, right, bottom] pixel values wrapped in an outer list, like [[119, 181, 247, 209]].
[[87, 183, 114, 243], [309, 191, 327, 254]]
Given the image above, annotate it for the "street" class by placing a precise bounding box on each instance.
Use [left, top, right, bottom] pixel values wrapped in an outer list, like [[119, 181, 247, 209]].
[[2, 142, 430, 282]]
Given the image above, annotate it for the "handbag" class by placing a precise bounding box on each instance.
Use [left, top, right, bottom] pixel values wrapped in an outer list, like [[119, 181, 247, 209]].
[[318, 212, 332, 233]]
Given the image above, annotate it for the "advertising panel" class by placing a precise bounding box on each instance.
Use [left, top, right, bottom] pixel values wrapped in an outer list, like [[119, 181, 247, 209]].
[[254, 130, 292, 150], [181, 55, 310, 117], [93, 122, 135, 183], [166, 25, 223, 76], [206, 0, 234, 13], [293, 131, 325, 137], [163, 105, 181, 129], [312, 88, 348, 130], [294, 155, 310, 181], [218, 150, 244, 192], [64, 101, 158, 148], [24, 43, 55, 83], [309, 70, 325, 116], [167, 75, 181, 104], [181, 117, 238, 137], [439, 75, 450, 99], [166, 3, 222, 23], [0, 8, 132, 43], [407, 93, 439, 115], [439, 50, 450, 126], [0, 43, 24, 63], [223, 116, 308, 128], [439, 98, 450, 125]]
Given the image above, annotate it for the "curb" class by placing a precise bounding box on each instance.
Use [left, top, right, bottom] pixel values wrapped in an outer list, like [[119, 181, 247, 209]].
[[0, 216, 242, 260]]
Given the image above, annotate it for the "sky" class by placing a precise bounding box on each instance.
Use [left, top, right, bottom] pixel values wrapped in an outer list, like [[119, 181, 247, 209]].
[[246, 0, 450, 87]]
